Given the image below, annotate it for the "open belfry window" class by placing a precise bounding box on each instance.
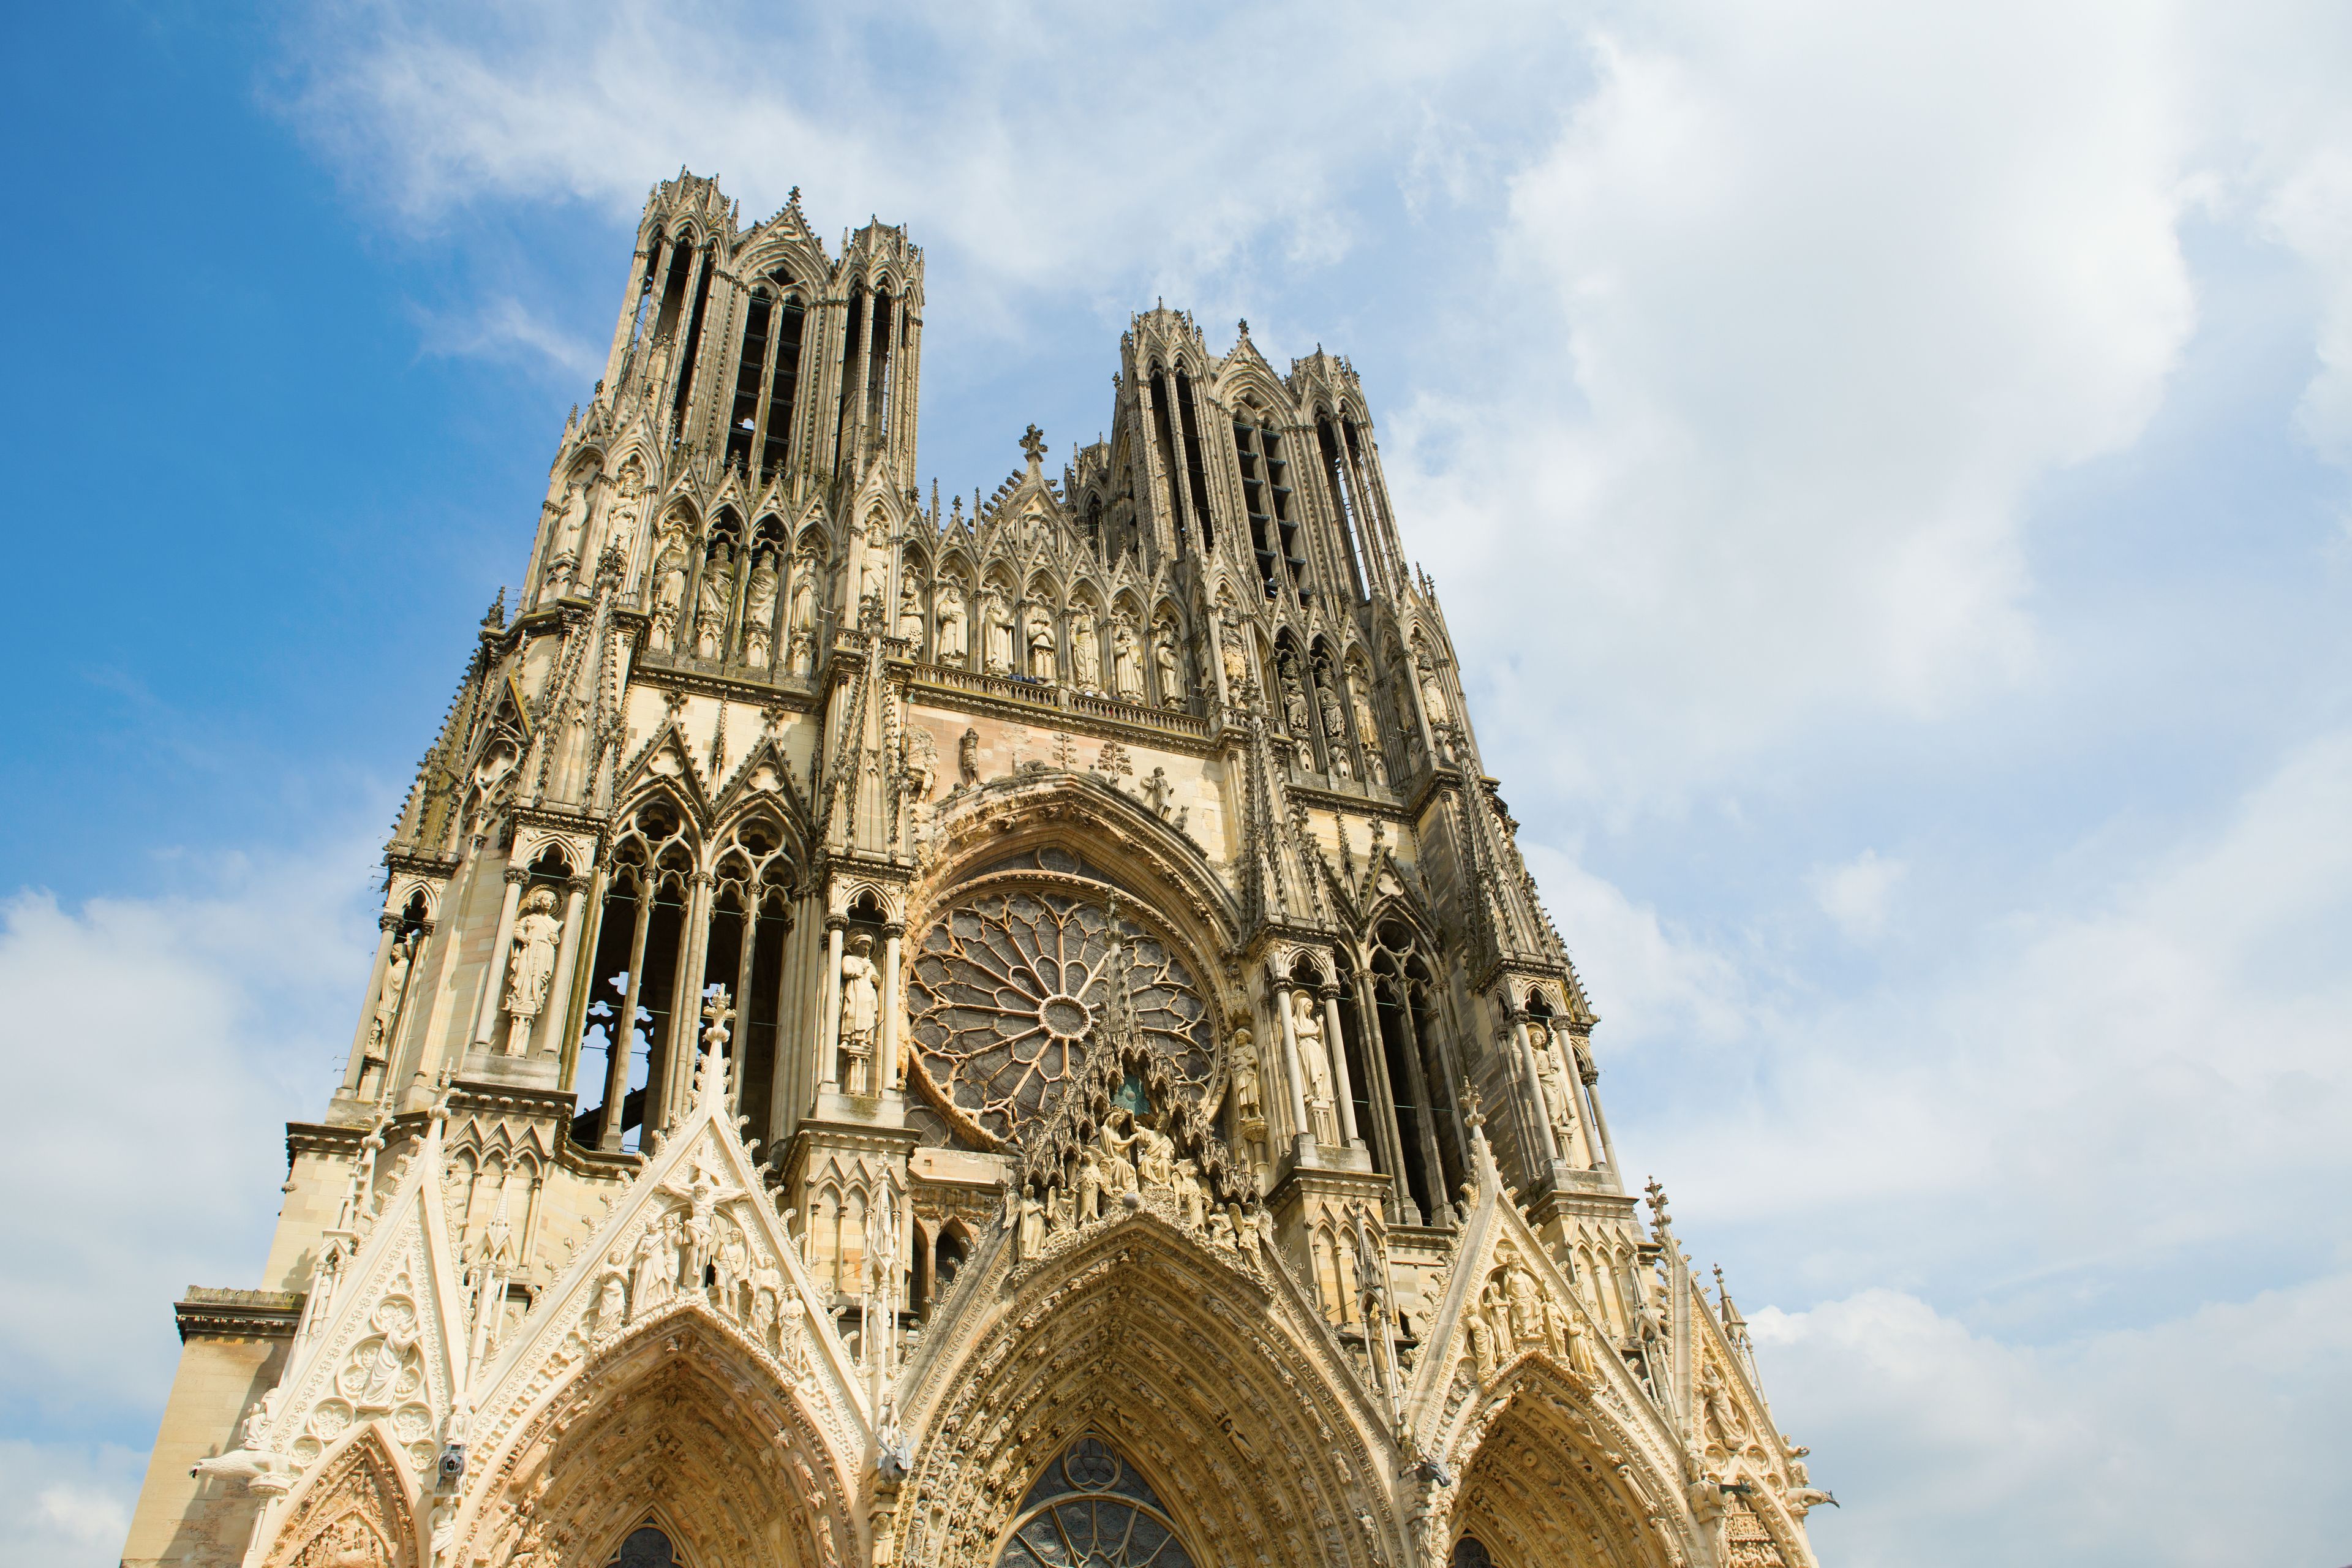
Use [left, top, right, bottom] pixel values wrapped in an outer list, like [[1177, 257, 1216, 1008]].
[[726, 275, 808, 476], [725, 291, 774, 470], [1317, 416, 1370, 603], [1174, 371, 1214, 549], [1148, 366, 1186, 554], [1234, 415, 1301, 595]]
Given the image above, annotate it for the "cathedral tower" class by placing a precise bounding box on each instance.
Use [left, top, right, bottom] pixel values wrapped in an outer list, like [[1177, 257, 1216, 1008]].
[[123, 172, 1829, 1568]]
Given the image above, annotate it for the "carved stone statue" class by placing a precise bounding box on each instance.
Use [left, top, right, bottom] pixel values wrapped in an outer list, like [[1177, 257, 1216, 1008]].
[[903, 726, 938, 801], [696, 543, 737, 658], [859, 549, 884, 608], [1292, 990, 1335, 1139], [1532, 1026, 1578, 1147], [1154, 624, 1183, 706], [370, 937, 412, 1054], [1016, 1184, 1046, 1260], [982, 588, 1014, 674], [1417, 648, 1450, 723], [789, 557, 817, 633], [937, 584, 967, 662], [502, 889, 563, 1050], [631, 1219, 676, 1313], [897, 578, 925, 644], [1070, 609, 1101, 691], [839, 932, 881, 1094], [650, 533, 688, 652], [958, 727, 980, 786], [741, 549, 779, 668], [1076, 1144, 1104, 1223], [594, 1253, 627, 1335], [1026, 611, 1057, 681], [1112, 616, 1143, 700], [1219, 609, 1248, 687], [1317, 665, 1345, 733], [1229, 1028, 1264, 1124]]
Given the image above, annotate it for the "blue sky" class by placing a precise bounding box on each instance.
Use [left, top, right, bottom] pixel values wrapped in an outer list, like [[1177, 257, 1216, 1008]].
[[4, 3, 2350, 1564]]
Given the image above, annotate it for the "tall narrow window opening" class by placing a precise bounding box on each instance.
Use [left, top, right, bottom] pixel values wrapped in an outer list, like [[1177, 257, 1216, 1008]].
[[1317, 419, 1369, 603], [668, 247, 714, 433], [835, 288, 866, 470], [1148, 371, 1186, 555], [763, 294, 807, 476], [1174, 371, 1214, 550], [867, 288, 895, 437], [631, 237, 666, 350], [726, 292, 774, 470]]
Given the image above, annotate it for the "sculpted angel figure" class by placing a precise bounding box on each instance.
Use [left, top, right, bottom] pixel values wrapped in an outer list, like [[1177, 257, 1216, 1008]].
[[502, 889, 563, 1038], [741, 549, 779, 668], [1227, 1028, 1263, 1123], [982, 587, 1014, 674], [1112, 616, 1143, 700], [897, 578, 925, 644], [1154, 624, 1184, 706], [1026, 611, 1057, 681], [696, 543, 737, 658], [839, 933, 881, 1093], [936, 583, 967, 661], [1292, 990, 1333, 1107], [1070, 608, 1101, 691], [1280, 663, 1312, 737], [649, 533, 688, 650]]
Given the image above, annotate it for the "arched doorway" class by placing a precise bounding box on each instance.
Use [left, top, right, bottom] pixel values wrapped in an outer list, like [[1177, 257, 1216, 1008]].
[[996, 1435, 1196, 1567]]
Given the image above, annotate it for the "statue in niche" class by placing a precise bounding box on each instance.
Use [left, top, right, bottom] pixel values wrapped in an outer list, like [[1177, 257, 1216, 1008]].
[[839, 932, 881, 1095], [1154, 623, 1184, 706], [957, 727, 980, 787], [1530, 1023, 1578, 1149], [553, 478, 592, 562], [604, 470, 641, 561], [1026, 610, 1057, 681], [1505, 1260, 1545, 1350], [788, 556, 818, 634], [936, 584, 967, 662], [1219, 608, 1248, 688], [1316, 665, 1346, 739], [369, 936, 412, 1055], [1699, 1360, 1747, 1445], [777, 1284, 809, 1375], [649, 532, 688, 652], [1416, 646, 1450, 724], [896, 578, 925, 644], [1174, 1158, 1207, 1228], [1016, 1183, 1047, 1261], [1467, 1304, 1498, 1385], [1070, 608, 1101, 691], [1349, 671, 1387, 785], [859, 549, 884, 608], [982, 587, 1014, 674], [1227, 1028, 1263, 1124], [741, 549, 779, 669], [501, 889, 564, 1053], [1112, 615, 1143, 700], [696, 543, 737, 658], [1280, 662, 1311, 737], [1292, 990, 1336, 1140]]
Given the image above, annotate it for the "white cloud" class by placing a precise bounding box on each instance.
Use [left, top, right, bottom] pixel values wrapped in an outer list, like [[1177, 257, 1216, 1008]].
[[412, 293, 604, 381], [0, 1441, 148, 1568], [0, 842, 376, 1423], [1747, 1272, 2352, 1568], [1808, 850, 1905, 943]]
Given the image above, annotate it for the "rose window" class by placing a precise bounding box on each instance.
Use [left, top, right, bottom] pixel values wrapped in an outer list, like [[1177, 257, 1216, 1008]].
[[908, 884, 1211, 1147]]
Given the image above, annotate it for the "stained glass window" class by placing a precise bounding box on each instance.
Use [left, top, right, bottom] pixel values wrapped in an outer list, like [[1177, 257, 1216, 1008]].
[[996, 1436, 1196, 1568], [909, 884, 1211, 1147]]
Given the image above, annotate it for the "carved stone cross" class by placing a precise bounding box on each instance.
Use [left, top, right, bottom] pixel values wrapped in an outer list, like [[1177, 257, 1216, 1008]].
[[1019, 424, 1046, 466]]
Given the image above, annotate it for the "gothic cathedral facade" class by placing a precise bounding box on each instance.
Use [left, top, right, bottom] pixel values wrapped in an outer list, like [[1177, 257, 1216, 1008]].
[[123, 172, 1828, 1568]]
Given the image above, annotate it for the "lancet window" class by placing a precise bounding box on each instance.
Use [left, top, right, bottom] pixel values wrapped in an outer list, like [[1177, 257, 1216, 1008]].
[[668, 243, 715, 437], [1148, 366, 1189, 556], [997, 1436, 1197, 1568], [1174, 370, 1214, 550], [1234, 417, 1302, 596], [725, 277, 810, 478], [1317, 416, 1370, 604], [1324, 923, 1468, 1226], [571, 800, 802, 1152]]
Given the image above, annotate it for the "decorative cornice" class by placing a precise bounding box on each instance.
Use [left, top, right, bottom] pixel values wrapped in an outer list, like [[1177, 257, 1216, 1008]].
[[175, 1287, 304, 1342]]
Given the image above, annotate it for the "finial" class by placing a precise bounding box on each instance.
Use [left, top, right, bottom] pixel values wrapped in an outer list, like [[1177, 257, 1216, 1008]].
[[1019, 424, 1046, 467], [481, 587, 507, 629], [1237, 317, 1250, 337], [1459, 1075, 1484, 1130], [1644, 1176, 1673, 1232]]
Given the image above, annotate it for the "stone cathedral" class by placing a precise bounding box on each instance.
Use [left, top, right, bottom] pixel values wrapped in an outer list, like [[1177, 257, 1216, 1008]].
[[124, 172, 1829, 1568]]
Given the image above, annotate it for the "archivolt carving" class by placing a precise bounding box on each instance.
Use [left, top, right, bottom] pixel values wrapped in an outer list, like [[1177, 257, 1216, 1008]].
[[262, 1425, 419, 1568]]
